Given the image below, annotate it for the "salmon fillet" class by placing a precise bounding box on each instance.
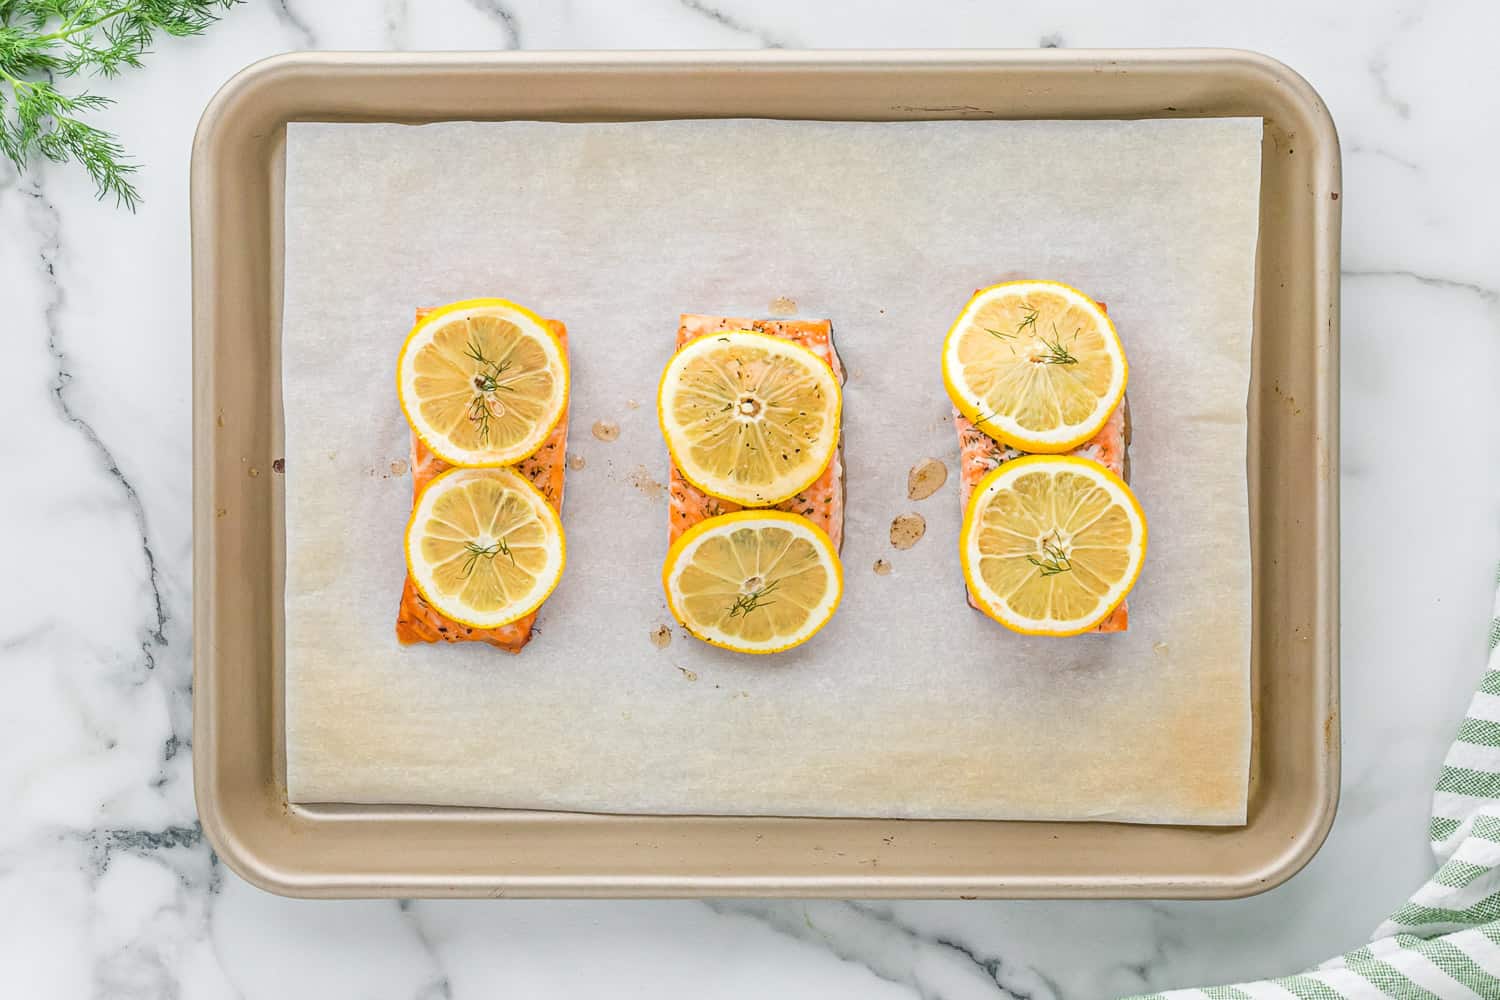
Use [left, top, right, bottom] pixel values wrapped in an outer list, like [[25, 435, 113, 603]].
[[395, 310, 569, 652], [955, 296, 1131, 633], [668, 315, 845, 551]]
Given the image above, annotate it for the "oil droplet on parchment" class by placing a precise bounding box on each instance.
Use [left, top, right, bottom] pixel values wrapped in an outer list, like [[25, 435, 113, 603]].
[[906, 458, 947, 501], [889, 513, 926, 550], [629, 465, 665, 502]]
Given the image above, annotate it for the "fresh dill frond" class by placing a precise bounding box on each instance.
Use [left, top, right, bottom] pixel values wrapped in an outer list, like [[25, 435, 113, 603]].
[[984, 304, 1041, 343], [727, 578, 779, 618], [1026, 535, 1073, 577], [462, 338, 516, 444], [1015, 302, 1039, 336], [460, 537, 515, 577], [464, 338, 516, 393], [0, 1, 242, 209], [1035, 323, 1080, 365], [460, 541, 497, 577]]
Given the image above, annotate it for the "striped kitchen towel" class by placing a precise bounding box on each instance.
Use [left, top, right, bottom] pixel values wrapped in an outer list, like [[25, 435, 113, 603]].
[[1128, 568, 1500, 999]]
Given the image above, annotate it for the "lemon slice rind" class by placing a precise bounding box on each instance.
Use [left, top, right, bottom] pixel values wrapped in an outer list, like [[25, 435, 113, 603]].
[[942, 280, 1127, 454], [397, 297, 569, 467], [959, 455, 1146, 637], [404, 466, 566, 629], [658, 330, 841, 507], [662, 509, 843, 655]]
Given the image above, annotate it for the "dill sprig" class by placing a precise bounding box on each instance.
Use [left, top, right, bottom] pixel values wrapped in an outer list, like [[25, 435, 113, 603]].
[[1035, 323, 1080, 365], [463, 338, 516, 445], [0, 1, 241, 209], [460, 538, 515, 577], [727, 578, 778, 618], [984, 302, 1040, 343], [1027, 535, 1072, 577], [1015, 302, 1040, 336]]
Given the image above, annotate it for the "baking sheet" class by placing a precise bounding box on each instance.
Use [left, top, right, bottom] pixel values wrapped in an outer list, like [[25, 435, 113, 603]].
[[282, 117, 1261, 824]]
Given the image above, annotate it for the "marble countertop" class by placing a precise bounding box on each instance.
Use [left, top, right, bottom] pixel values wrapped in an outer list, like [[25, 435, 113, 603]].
[[4, 1, 1499, 996]]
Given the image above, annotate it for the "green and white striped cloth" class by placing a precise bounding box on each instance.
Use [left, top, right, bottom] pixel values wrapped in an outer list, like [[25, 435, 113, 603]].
[[1129, 569, 1500, 999]]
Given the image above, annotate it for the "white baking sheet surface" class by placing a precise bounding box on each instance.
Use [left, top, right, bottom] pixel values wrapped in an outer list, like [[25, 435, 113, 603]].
[[282, 117, 1261, 824]]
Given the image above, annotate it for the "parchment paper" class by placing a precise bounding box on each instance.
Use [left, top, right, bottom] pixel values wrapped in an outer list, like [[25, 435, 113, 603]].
[[283, 118, 1261, 824]]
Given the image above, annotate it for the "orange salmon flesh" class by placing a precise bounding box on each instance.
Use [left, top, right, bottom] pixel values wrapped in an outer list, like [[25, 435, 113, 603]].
[[395, 310, 569, 652], [668, 315, 845, 551], [955, 296, 1130, 633]]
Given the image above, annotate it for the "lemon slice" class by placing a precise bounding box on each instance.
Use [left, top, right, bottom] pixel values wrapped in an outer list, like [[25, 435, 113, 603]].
[[658, 330, 841, 506], [405, 466, 566, 629], [960, 455, 1146, 636], [397, 298, 568, 466], [942, 280, 1127, 453], [663, 510, 843, 654]]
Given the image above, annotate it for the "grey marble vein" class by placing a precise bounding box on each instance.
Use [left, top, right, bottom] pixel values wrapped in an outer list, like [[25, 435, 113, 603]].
[[396, 900, 455, 1000], [208, 924, 249, 1000], [84, 825, 205, 877], [1365, 2, 1425, 121], [3, 168, 221, 998], [1343, 268, 1500, 305], [704, 900, 946, 998], [676, 0, 789, 47], [707, 899, 1044, 999], [465, 0, 522, 48], [26, 181, 169, 668], [151, 734, 187, 789], [1367, 54, 1412, 119], [847, 903, 1067, 1000], [272, 0, 317, 48], [94, 935, 182, 1000], [1346, 142, 1422, 172], [716, 899, 1181, 1000], [69, 823, 226, 997], [0, 621, 51, 650], [1116, 901, 1177, 992], [384, 0, 410, 48]]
